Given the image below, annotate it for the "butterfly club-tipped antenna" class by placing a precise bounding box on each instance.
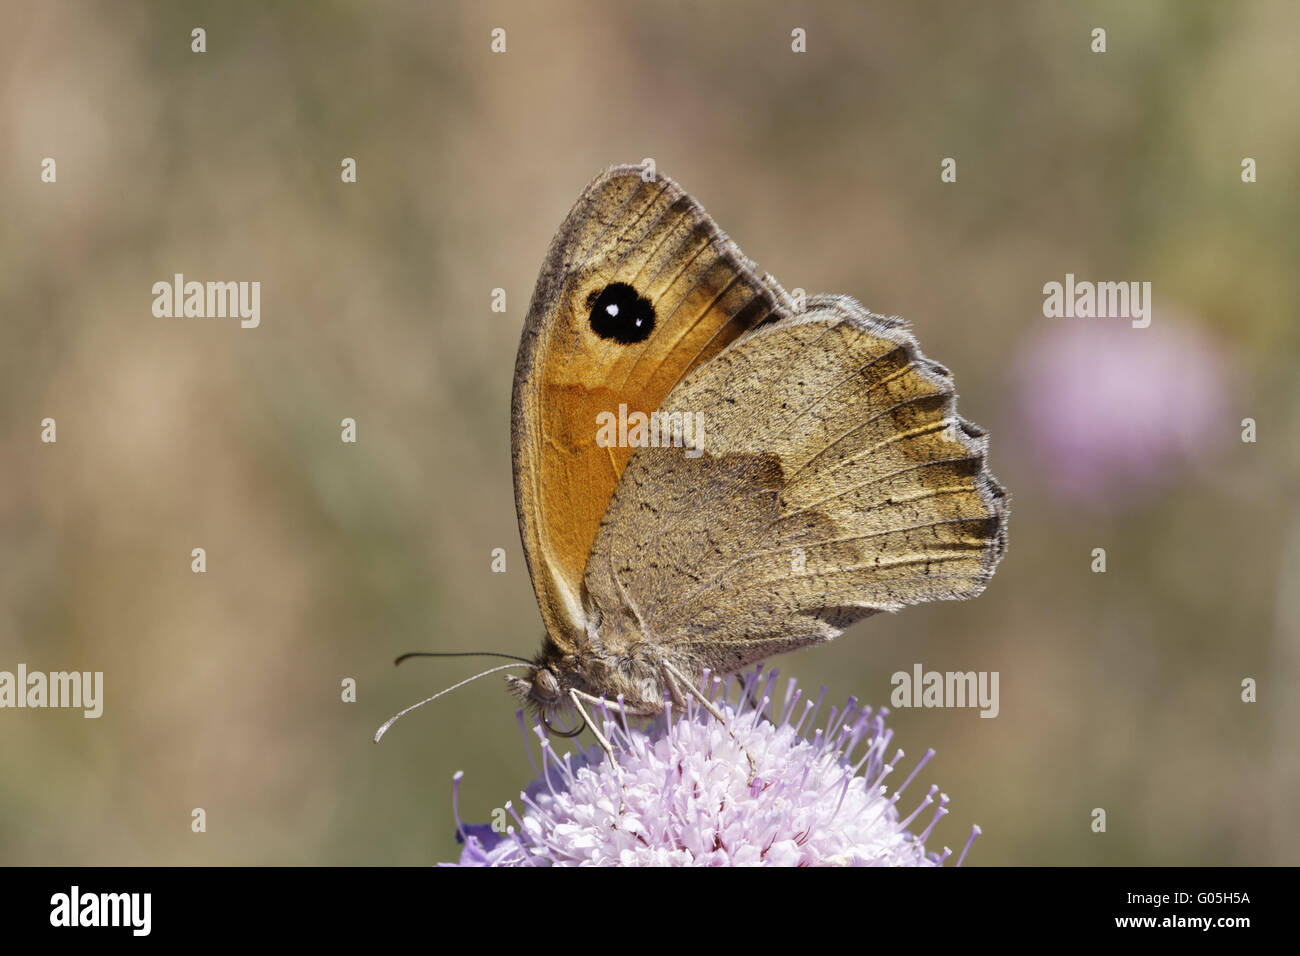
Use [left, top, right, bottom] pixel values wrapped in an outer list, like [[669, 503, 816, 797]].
[[373, 651, 532, 744], [392, 650, 532, 666]]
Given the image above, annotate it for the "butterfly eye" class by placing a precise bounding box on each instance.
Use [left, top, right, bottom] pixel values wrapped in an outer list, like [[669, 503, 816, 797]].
[[586, 282, 655, 344], [533, 668, 561, 702]]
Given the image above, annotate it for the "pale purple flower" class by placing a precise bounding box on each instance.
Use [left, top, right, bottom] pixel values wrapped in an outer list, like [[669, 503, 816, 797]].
[[446, 668, 977, 867], [1013, 317, 1231, 508]]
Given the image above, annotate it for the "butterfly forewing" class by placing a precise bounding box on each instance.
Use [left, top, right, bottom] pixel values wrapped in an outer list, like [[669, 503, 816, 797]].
[[512, 165, 790, 647]]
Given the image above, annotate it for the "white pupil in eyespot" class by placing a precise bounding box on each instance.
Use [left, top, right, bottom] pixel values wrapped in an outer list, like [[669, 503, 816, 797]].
[[605, 304, 619, 317]]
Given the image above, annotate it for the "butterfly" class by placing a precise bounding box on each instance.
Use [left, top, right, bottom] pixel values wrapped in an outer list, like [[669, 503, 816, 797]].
[[506, 163, 1008, 751]]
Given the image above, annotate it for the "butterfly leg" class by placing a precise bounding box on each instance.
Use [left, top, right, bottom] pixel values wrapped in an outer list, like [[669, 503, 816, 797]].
[[567, 688, 627, 814], [659, 660, 758, 786]]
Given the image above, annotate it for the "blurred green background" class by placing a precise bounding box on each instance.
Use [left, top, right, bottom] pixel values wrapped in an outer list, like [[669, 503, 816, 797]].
[[2, 0, 1297, 866]]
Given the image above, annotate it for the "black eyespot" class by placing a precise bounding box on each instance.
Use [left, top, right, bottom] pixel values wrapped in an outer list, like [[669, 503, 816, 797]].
[[587, 282, 655, 344]]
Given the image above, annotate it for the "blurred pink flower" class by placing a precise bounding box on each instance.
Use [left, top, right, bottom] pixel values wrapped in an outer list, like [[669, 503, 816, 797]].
[[1014, 317, 1231, 507]]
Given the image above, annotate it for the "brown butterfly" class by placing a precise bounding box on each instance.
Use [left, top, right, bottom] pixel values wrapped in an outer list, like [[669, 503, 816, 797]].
[[504, 163, 1008, 757]]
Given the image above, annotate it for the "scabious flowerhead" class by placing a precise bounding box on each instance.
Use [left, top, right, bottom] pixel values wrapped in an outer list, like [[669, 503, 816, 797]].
[[446, 667, 978, 867]]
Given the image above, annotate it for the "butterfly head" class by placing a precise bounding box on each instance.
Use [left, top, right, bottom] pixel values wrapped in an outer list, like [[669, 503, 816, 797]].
[[508, 654, 594, 738], [507, 640, 574, 712], [508, 663, 562, 708]]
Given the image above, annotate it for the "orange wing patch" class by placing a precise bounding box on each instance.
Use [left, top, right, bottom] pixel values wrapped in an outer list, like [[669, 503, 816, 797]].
[[512, 165, 790, 647]]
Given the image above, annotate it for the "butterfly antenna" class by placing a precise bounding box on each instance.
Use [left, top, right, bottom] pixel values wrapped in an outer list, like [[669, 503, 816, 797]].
[[393, 650, 532, 666], [374, 662, 527, 743]]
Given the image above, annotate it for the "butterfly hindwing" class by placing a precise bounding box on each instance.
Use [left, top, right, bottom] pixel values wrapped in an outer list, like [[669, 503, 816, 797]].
[[581, 295, 1008, 676]]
